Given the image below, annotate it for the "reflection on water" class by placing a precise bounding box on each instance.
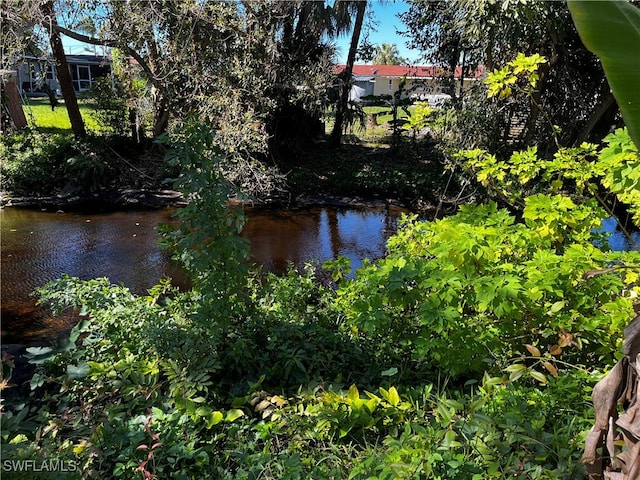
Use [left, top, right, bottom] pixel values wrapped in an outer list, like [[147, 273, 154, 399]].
[[601, 217, 640, 251], [4, 206, 638, 345], [1, 205, 406, 344], [243, 206, 404, 273]]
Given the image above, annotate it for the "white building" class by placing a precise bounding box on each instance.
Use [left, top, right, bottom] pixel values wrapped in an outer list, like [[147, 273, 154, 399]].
[[335, 64, 484, 106], [16, 54, 111, 96]]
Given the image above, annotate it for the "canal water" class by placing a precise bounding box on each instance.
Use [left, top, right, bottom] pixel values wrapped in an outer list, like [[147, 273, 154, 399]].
[[1, 205, 406, 344]]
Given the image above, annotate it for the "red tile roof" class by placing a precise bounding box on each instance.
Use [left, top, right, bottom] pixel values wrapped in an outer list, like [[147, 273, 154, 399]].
[[335, 64, 484, 79]]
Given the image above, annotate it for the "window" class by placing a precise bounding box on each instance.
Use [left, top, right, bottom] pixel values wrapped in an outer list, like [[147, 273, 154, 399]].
[[78, 65, 91, 91], [70, 64, 92, 91], [388, 79, 393, 92]]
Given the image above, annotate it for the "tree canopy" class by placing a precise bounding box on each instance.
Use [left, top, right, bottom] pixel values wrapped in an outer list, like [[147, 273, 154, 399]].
[[400, 0, 621, 153]]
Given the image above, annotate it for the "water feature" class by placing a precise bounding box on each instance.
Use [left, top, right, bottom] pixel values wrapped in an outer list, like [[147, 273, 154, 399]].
[[243, 206, 403, 273], [1, 205, 406, 344], [600, 217, 640, 251]]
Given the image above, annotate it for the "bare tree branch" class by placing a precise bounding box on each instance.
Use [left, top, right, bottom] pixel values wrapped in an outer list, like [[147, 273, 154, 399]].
[[53, 24, 161, 90]]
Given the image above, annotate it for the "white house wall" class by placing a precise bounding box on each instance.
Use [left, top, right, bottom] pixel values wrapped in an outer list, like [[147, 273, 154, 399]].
[[371, 77, 475, 99], [16, 60, 59, 95], [15, 56, 112, 96]]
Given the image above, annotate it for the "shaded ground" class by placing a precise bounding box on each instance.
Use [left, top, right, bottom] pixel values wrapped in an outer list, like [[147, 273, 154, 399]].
[[280, 136, 456, 215], [2, 133, 457, 215]]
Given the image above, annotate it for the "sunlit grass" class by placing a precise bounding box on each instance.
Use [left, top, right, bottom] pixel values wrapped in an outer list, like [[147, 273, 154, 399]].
[[363, 105, 414, 125], [21, 97, 100, 133]]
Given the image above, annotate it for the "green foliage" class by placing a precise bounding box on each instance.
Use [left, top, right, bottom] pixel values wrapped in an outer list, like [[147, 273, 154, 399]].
[[88, 77, 129, 136], [0, 131, 74, 194], [389, 77, 411, 148], [598, 128, 640, 224], [334, 200, 639, 377], [485, 53, 547, 99], [568, 0, 640, 149], [3, 220, 617, 479], [373, 43, 407, 65], [403, 101, 434, 149], [4, 275, 246, 479], [457, 128, 640, 224], [64, 148, 112, 191], [160, 121, 251, 326], [6, 101, 640, 480], [402, 1, 615, 152], [348, 100, 367, 131], [0, 128, 174, 198]]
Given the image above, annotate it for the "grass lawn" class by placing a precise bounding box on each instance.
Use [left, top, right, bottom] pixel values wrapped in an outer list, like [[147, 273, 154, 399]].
[[323, 105, 419, 147], [21, 97, 100, 133], [363, 105, 414, 125]]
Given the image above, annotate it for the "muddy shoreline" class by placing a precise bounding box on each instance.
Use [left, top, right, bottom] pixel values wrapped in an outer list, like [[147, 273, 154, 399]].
[[0, 188, 414, 212]]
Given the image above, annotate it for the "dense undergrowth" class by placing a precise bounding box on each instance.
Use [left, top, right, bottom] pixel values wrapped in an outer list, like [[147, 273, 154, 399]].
[[3, 45, 640, 478], [0, 130, 169, 197], [1, 96, 454, 211], [2, 119, 640, 478], [3, 0, 640, 472]]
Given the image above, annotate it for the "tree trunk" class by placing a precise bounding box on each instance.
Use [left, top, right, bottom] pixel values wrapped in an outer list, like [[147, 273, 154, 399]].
[[42, 1, 85, 138], [521, 58, 553, 148], [331, 1, 366, 148], [54, 24, 167, 139], [574, 89, 617, 146], [447, 39, 461, 112], [153, 108, 169, 139]]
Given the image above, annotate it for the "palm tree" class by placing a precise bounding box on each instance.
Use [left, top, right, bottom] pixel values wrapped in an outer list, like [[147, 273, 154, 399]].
[[331, 0, 367, 147], [373, 43, 406, 65]]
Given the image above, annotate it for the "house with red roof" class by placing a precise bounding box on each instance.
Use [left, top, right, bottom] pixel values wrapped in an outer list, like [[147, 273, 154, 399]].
[[335, 64, 484, 106]]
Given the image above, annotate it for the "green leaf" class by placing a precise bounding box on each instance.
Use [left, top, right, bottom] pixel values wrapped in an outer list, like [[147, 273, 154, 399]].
[[505, 363, 527, 373], [506, 364, 526, 382], [24, 346, 55, 365], [548, 300, 565, 315], [529, 370, 548, 385], [224, 409, 245, 422], [66, 363, 89, 379], [569, 0, 640, 149], [347, 384, 360, 403], [386, 386, 401, 406], [440, 429, 463, 449], [206, 411, 224, 428], [381, 367, 398, 377]]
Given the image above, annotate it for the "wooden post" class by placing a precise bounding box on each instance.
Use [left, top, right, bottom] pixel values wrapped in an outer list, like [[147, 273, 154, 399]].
[[0, 70, 28, 131]]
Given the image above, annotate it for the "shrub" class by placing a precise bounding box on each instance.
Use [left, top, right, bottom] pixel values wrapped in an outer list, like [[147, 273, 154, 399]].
[[88, 77, 129, 136], [334, 199, 639, 378], [0, 132, 74, 194]]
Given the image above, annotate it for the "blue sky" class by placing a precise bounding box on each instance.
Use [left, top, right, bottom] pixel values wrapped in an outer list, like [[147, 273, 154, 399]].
[[62, 0, 421, 63], [333, 0, 422, 64]]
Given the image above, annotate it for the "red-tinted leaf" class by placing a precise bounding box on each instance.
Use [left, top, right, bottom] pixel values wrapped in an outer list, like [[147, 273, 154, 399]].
[[549, 345, 562, 356], [525, 344, 541, 357], [543, 361, 559, 378], [558, 333, 573, 348]]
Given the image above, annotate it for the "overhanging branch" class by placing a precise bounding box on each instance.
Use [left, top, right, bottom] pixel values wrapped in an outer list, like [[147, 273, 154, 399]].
[[54, 25, 162, 90]]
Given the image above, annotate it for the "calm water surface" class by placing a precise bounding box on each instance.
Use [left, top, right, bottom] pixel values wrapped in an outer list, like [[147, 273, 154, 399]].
[[1, 206, 405, 344], [243, 206, 403, 273]]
